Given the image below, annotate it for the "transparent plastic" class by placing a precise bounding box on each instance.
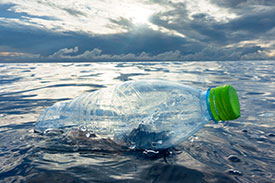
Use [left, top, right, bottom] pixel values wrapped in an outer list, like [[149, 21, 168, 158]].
[[35, 79, 213, 149]]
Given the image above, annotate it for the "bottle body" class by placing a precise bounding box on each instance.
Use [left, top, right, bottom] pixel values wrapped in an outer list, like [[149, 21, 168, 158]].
[[35, 79, 212, 149]]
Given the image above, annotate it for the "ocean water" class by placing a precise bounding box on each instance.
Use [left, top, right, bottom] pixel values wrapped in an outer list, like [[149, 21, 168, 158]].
[[0, 61, 274, 183]]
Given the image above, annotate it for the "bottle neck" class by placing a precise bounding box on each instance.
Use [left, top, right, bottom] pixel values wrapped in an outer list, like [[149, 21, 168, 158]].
[[205, 89, 218, 122], [200, 90, 216, 122]]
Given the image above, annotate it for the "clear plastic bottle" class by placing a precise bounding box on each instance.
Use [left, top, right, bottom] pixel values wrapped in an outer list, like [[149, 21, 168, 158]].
[[35, 79, 240, 150]]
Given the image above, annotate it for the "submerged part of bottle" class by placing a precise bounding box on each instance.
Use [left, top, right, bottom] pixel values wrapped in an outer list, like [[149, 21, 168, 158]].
[[35, 79, 240, 150]]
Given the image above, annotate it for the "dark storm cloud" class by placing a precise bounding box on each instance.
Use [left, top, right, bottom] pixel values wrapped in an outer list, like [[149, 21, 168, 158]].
[[0, 25, 72, 55], [211, 0, 275, 9], [0, 22, 193, 56], [151, 1, 275, 46], [217, 10, 275, 42], [150, 2, 228, 45]]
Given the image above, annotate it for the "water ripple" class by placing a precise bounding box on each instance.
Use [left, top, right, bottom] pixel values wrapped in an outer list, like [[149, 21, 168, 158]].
[[0, 61, 274, 183]]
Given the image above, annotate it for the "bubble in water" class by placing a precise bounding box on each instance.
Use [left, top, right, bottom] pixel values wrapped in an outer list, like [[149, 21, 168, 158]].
[[43, 128, 64, 135], [167, 131, 175, 136], [80, 125, 87, 132], [157, 140, 163, 144], [129, 144, 136, 150], [143, 149, 159, 154], [152, 140, 163, 147], [85, 132, 91, 138], [72, 144, 79, 152]]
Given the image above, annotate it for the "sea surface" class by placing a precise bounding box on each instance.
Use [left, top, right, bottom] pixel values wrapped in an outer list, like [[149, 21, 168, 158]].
[[0, 61, 274, 183]]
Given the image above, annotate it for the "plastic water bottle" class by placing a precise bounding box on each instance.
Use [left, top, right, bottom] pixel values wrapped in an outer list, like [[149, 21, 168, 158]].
[[35, 79, 240, 150]]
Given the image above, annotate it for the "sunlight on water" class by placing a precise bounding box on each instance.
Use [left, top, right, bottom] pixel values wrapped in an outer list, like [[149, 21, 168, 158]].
[[0, 61, 274, 182]]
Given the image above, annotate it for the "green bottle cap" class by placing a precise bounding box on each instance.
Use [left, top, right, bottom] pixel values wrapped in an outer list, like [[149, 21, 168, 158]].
[[209, 85, 241, 121]]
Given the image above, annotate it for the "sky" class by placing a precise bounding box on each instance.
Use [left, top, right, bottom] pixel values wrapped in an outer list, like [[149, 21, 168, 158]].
[[0, 0, 274, 62]]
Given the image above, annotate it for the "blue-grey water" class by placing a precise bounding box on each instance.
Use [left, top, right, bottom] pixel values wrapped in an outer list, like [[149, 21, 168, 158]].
[[0, 61, 274, 183]]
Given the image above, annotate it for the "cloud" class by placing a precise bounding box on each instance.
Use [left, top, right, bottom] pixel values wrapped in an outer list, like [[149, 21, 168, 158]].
[[0, 51, 40, 62], [1, 44, 274, 62], [42, 45, 274, 62], [0, 0, 274, 62], [151, 1, 275, 45], [211, 0, 275, 10], [45, 46, 183, 61], [48, 46, 79, 59], [0, 0, 164, 34]]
